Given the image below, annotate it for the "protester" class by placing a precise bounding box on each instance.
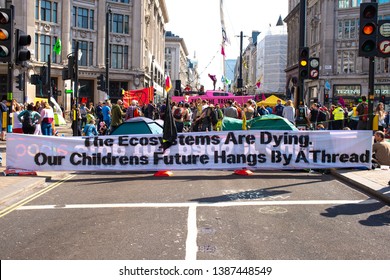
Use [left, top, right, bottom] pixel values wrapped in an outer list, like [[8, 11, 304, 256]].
[[102, 100, 112, 130], [375, 102, 387, 131], [282, 100, 295, 125], [110, 99, 126, 134], [70, 104, 81, 136], [39, 100, 55, 136], [273, 99, 284, 117], [0, 100, 8, 140], [356, 96, 369, 130], [83, 119, 99, 136], [372, 130, 390, 167], [12, 103, 23, 133], [125, 100, 141, 120], [18, 103, 41, 135], [95, 101, 103, 125]]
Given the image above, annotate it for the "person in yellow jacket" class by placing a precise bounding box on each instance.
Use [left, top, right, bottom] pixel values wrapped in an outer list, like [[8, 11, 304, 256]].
[[332, 103, 345, 130]]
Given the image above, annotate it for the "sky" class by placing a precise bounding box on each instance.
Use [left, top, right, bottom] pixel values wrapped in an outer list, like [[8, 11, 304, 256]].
[[164, 0, 288, 90]]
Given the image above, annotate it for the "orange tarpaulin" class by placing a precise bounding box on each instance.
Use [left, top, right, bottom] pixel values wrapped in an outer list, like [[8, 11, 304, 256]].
[[122, 86, 154, 108]]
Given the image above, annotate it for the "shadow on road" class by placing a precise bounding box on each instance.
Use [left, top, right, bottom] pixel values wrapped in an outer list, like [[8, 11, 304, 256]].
[[321, 200, 390, 227]]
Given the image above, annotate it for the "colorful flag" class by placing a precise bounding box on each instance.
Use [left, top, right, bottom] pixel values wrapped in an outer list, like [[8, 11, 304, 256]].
[[161, 94, 177, 152], [262, 93, 266, 101], [53, 38, 62, 55], [165, 74, 172, 92]]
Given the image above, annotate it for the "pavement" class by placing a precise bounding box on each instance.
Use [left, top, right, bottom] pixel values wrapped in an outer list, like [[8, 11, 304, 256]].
[[0, 125, 389, 209]]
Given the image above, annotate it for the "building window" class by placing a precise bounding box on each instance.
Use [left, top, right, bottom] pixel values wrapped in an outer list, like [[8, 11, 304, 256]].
[[72, 6, 95, 30], [36, 34, 59, 63], [337, 19, 358, 39], [111, 44, 128, 69], [35, 0, 58, 23], [73, 40, 94, 67], [376, 57, 390, 74], [337, 51, 356, 74], [338, 0, 362, 9], [109, 0, 130, 3], [111, 14, 129, 34]]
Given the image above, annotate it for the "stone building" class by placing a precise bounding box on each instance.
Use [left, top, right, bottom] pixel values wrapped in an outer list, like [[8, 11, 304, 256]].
[[285, 0, 390, 107], [0, 0, 170, 110]]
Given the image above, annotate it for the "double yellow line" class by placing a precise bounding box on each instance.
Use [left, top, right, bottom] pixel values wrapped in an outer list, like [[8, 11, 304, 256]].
[[0, 174, 75, 218]]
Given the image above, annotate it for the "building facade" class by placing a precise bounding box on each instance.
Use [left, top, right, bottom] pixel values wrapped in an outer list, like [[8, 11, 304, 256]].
[[285, 0, 390, 107], [0, 0, 169, 110]]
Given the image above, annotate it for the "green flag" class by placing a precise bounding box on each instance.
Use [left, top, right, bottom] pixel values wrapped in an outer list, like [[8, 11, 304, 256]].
[[53, 38, 62, 55]]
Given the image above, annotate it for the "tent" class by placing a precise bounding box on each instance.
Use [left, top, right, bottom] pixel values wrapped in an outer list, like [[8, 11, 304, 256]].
[[256, 95, 285, 107], [222, 115, 298, 131], [110, 117, 163, 135]]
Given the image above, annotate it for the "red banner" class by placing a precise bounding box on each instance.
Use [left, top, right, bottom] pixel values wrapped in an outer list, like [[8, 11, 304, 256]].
[[122, 86, 154, 108]]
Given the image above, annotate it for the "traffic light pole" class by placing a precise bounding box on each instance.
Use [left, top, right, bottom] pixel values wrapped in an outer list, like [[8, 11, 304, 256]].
[[73, 41, 79, 136], [298, 0, 306, 107], [368, 56, 375, 130], [6, 62, 13, 133]]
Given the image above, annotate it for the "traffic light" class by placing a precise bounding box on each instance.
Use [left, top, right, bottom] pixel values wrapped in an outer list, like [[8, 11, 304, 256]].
[[309, 57, 320, 80], [97, 74, 106, 91], [358, 2, 378, 57], [15, 29, 31, 65], [40, 66, 48, 86], [0, 9, 13, 63], [324, 92, 329, 103], [16, 73, 24, 91], [67, 55, 75, 80], [298, 47, 309, 80], [30, 74, 40, 85], [377, 20, 390, 57]]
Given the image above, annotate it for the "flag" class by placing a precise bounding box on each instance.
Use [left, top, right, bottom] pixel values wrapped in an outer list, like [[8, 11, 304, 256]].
[[161, 94, 177, 152], [242, 111, 247, 130], [262, 93, 266, 101], [220, 0, 230, 45], [53, 38, 62, 55], [165, 74, 172, 92], [221, 44, 225, 56]]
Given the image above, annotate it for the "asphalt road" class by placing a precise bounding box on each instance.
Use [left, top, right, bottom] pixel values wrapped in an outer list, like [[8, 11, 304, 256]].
[[0, 170, 389, 260]]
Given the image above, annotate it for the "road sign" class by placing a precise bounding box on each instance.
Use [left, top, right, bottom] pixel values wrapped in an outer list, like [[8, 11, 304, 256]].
[[310, 69, 319, 79], [377, 20, 390, 57]]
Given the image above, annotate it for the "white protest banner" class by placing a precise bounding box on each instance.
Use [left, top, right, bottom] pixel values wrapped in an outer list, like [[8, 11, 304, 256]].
[[6, 130, 372, 172]]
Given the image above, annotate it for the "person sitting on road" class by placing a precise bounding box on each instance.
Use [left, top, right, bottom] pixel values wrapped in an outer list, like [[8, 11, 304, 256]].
[[372, 130, 390, 167]]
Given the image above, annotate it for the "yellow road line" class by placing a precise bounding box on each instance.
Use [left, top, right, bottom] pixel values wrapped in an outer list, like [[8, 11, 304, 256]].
[[0, 174, 75, 218]]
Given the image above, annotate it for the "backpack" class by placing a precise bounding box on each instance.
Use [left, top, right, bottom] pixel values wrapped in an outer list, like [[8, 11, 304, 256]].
[[318, 110, 326, 122], [173, 107, 183, 120], [216, 108, 223, 120], [22, 111, 35, 129], [211, 108, 218, 125]]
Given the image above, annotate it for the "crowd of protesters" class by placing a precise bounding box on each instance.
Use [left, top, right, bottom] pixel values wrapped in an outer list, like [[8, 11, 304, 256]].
[[68, 96, 390, 137]]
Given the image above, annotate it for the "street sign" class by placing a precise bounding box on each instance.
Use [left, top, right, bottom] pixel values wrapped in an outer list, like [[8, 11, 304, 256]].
[[310, 69, 319, 79], [65, 89, 73, 94], [377, 20, 390, 57], [378, 40, 390, 55]]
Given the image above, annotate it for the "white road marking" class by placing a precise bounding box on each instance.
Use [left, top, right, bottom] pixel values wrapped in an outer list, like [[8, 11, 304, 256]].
[[17, 199, 375, 211], [185, 205, 198, 261]]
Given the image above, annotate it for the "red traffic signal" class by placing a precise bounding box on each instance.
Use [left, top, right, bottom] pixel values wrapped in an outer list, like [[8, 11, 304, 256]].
[[0, 9, 13, 63], [359, 3, 378, 57]]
